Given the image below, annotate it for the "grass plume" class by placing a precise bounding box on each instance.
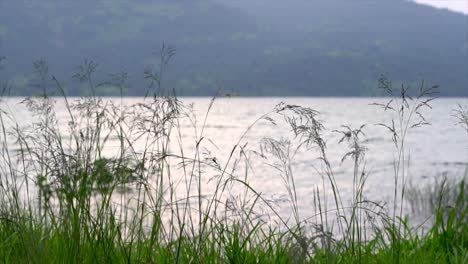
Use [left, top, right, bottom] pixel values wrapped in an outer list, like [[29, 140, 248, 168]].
[[0, 53, 466, 263]]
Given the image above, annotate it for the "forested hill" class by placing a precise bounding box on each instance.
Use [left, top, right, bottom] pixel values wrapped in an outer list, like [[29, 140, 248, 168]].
[[0, 0, 466, 96]]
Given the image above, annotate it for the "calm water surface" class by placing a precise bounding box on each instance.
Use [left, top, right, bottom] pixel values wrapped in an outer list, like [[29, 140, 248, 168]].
[[2, 97, 467, 225]]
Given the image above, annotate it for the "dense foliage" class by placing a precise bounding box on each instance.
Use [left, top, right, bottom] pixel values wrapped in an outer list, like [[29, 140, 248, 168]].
[[0, 0, 467, 96]]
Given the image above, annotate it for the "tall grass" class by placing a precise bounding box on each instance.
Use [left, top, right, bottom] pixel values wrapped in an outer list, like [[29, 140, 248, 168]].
[[0, 51, 467, 263]]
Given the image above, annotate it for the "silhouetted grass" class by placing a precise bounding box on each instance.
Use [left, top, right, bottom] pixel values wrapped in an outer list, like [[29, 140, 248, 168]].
[[0, 52, 467, 263]]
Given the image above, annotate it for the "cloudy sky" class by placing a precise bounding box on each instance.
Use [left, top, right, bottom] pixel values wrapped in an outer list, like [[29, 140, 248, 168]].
[[414, 0, 468, 14]]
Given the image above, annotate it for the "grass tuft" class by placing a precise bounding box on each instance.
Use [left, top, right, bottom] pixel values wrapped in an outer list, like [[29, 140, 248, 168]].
[[0, 53, 467, 263]]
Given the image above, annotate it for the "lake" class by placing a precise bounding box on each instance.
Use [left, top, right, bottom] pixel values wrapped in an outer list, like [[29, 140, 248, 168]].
[[1, 96, 467, 227]]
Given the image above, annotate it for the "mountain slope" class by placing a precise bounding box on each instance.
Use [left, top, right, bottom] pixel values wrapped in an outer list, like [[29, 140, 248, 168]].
[[0, 0, 466, 96]]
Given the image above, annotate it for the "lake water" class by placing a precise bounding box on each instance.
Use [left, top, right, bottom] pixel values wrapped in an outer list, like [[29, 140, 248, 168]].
[[1, 97, 467, 227]]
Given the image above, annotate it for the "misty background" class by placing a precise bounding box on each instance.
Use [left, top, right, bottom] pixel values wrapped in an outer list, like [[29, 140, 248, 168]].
[[0, 0, 467, 96]]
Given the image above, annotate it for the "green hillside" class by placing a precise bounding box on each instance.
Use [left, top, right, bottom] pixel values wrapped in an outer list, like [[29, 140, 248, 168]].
[[0, 0, 466, 96]]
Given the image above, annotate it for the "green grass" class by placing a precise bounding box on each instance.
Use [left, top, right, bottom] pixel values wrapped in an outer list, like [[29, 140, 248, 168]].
[[0, 56, 467, 263]]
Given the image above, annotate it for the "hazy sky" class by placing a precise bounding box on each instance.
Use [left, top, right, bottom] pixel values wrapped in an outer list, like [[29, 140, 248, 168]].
[[414, 0, 468, 14]]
